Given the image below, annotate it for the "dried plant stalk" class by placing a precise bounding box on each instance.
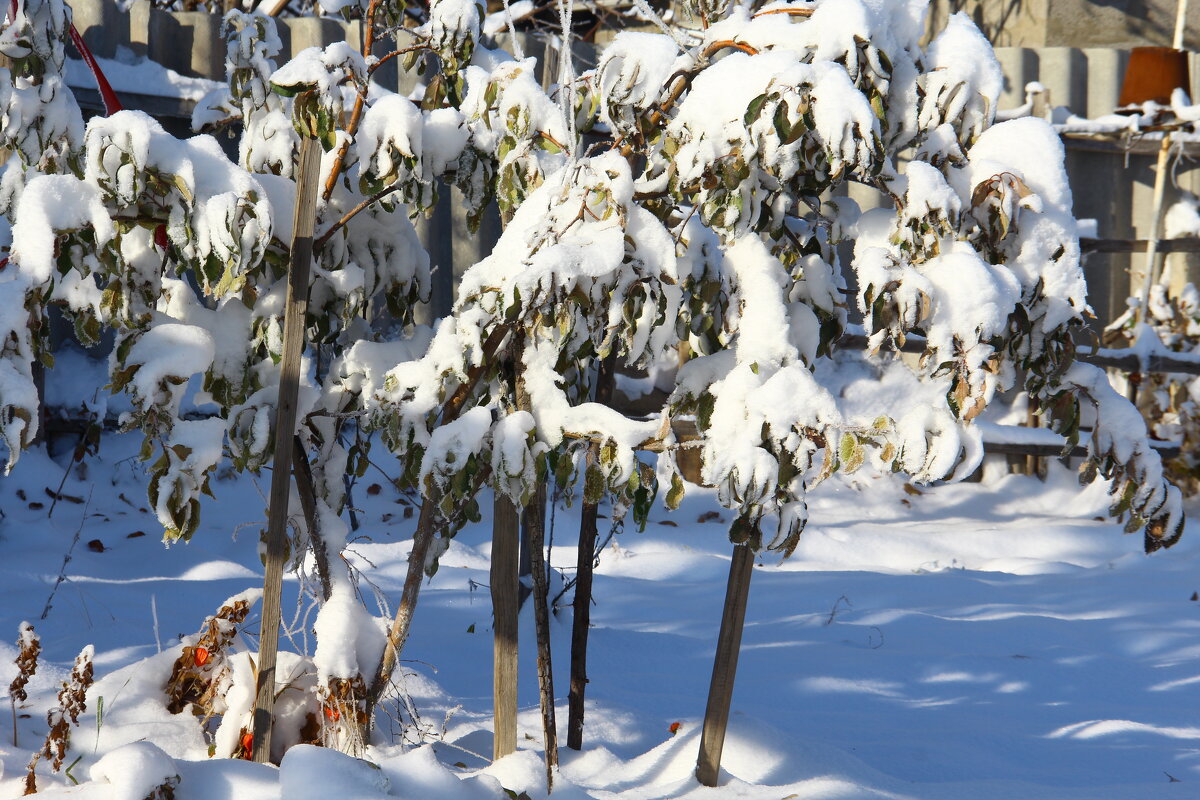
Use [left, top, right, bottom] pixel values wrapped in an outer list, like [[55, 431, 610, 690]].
[[165, 595, 253, 716], [27, 644, 94, 792], [10, 622, 41, 748]]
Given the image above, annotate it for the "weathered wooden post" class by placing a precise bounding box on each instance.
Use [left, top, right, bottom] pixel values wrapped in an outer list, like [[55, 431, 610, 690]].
[[491, 493, 520, 760], [251, 134, 321, 763], [695, 542, 755, 787]]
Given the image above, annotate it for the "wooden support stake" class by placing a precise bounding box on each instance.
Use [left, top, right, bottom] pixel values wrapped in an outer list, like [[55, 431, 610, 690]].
[[696, 543, 755, 787], [491, 492, 520, 760], [251, 135, 321, 764], [1135, 135, 1173, 325], [567, 353, 615, 751], [1024, 398, 1040, 478]]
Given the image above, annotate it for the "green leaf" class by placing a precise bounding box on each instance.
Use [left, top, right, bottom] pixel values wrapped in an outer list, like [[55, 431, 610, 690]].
[[773, 99, 791, 142], [744, 93, 768, 126]]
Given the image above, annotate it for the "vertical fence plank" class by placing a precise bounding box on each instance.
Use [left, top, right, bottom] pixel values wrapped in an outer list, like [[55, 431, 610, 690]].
[[281, 16, 345, 60], [491, 494, 520, 761], [125, 0, 151, 58], [180, 12, 222, 79], [71, 0, 124, 60], [1036, 47, 1088, 115], [1083, 48, 1127, 118], [146, 7, 184, 77], [994, 47, 1040, 110], [1079, 49, 1133, 327]]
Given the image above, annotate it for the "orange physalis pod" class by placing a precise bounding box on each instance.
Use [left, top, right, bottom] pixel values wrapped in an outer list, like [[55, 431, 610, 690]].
[[193, 646, 210, 667]]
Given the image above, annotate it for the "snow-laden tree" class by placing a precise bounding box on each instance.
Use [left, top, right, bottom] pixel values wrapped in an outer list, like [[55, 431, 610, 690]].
[[1104, 191, 1200, 496], [0, 0, 1185, 762]]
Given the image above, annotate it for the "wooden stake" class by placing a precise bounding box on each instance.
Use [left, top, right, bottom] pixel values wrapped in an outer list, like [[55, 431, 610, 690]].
[[567, 354, 615, 751], [1135, 135, 1173, 325], [1024, 398, 1040, 478], [491, 492, 520, 760], [251, 135, 321, 764], [696, 543, 755, 787]]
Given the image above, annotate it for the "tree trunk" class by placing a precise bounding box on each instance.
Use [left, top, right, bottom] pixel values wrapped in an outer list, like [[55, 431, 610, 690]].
[[292, 437, 332, 602], [251, 135, 321, 764], [517, 335, 558, 791], [368, 500, 438, 708], [696, 543, 755, 787], [491, 493, 520, 760], [365, 325, 511, 714], [524, 479, 558, 791], [567, 353, 615, 751]]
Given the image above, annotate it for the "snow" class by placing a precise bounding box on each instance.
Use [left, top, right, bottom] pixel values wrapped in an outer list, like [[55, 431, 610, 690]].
[[10, 174, 113, 285], [280, 745, 390, 800], [3, 432, 1200, 799], [482, 0, 534, 36], [271, 44, 366, 103], [123, 323, 216, 415], [65, 52, 224, 102], [88, 742, 180, 800], [0, 0, 1191, 797], [920, 12, 1003, 143]]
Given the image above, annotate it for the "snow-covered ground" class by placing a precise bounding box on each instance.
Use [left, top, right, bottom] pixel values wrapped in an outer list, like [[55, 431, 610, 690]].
[[2, 431, 1200, 799]]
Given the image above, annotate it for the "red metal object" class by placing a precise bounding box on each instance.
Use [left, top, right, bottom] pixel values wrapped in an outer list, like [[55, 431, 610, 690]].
[[1119, 46, 1191, 108]]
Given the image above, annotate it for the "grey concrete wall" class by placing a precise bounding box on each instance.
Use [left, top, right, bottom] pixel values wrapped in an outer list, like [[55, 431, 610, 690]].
[[931, 0, 1200, 49], [1046, 0, 1200, 49]]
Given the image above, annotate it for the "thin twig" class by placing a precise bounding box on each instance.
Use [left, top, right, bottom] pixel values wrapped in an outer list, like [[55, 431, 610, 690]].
[[41, 488, 94, 620], [700, 40, 759, 58], [321, 0, 388, 202], [314, 183, 404, 252], [368, 44, 429, 77], [750, 7, 814, 18]]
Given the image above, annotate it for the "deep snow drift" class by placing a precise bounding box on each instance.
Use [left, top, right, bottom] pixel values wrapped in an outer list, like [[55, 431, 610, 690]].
[[2, 430, 1200, 799]]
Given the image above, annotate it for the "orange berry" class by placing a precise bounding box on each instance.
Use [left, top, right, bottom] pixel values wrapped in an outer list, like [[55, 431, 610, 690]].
[[193, 646, 210, 667], [669, 721, 682, 735], [324, 705, 341, 721], [241, 732, 254, 758]]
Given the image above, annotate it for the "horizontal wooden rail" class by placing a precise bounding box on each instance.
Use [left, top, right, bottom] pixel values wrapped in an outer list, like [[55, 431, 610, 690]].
[[984, 439, 1180, 459], [1081, 237, 1200, 254], [838, 333, 1200, 376]]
